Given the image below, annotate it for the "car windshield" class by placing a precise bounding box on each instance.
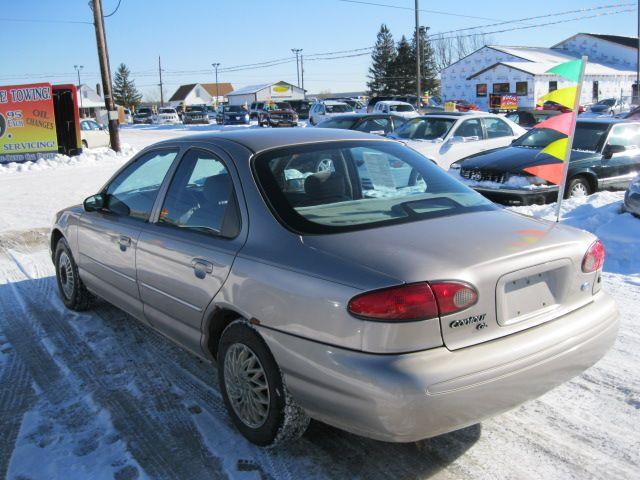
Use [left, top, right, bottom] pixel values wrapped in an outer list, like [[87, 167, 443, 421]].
[[391, 117, 456, 140], [224, 106, 245, 112], [513, 122, 610, 152], [253, 141, 495, 233], [316, 117, 356, 129], [266, 102, 291, 110], [159, 109, 174, 114], [597, 99, 616, 106], [186, 106, 205, 112], [137, 109, 151, 115], [326, 104, 353, 113], [389, 104, 414, 112]]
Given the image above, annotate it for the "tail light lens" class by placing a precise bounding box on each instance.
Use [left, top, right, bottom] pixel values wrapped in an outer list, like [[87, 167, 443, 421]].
[[348, 281, 477, 322], [582, 240, 605, 273]]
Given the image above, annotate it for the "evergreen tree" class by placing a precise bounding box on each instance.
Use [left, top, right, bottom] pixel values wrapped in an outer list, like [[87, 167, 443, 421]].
[[113, 63, 142, 109], [411, 26, 440, 96], [389, 36, 414, 94], [367, 24, 396, 96]]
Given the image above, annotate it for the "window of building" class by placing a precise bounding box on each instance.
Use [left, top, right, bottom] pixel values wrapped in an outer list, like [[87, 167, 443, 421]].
[[549, 81, 558, 92], [493, 83, 510, 94], [516, 81, 528, 96], [476, 84, 487, 97]]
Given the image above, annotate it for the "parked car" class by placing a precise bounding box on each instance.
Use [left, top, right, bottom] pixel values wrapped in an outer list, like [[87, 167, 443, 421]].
[[182, 105, 210, 125], [449, 99, 479, 112], [505, 110, 561, 129], [452, 118, 640, 205], [51, 128, 617, 447], [422, 96, 445, 113], [216, 105, 250, 125], [582, 97, 630, 117], [80, 118, 110, 148], [286, 100, 313, 119], [372, 100, 419, 119], [206, 105, 218, 122], [122, 108, 133, 124], [156, 107, 181, 125], [537, 100, 586, 114], [133, 107, 154, 125], [249, 101, 266, 120], [257, 102, 298, 127], [623, 105, 640, 120], [388, 112, 526, 170], [308, 100, 355, 125], [623, 175, 640, 216], [315, 113, 408, 135], [367, 95, 419, 112], [325, 97, 366, 113]]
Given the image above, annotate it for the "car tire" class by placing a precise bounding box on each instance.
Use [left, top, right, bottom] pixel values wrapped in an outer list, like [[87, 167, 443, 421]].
[[55, 238, 94, 311], [81, 140, 88, 148], [217, 320, 310, 447], [566, 176, 592, 198]]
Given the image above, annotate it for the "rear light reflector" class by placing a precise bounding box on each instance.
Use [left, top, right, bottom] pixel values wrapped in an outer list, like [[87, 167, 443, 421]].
[[348, 281, 478, 322], [582, 239, 605, 273]]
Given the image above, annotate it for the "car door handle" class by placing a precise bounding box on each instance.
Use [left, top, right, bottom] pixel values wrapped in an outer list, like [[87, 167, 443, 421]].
[[191, 259, 213, 279], [118, 235, 131, 251]]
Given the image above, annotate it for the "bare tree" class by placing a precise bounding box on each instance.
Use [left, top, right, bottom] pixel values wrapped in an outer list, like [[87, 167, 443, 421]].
[[432, 32, 494, 72]]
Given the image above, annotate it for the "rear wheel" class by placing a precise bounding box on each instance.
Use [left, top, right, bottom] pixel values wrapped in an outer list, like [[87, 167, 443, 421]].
[[566, 176, 592, 198], [218, 321, 310, 447], [55, 238, 94, 311]]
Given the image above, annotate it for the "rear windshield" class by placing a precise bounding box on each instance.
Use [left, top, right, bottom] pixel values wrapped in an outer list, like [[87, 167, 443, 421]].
[[391, 117, 456, 140], [224, 106, 245, 112], [253, 141, 495, 234], [326, 104, 353, 113], [159, 108, 175, 114], [389, 104, 414, 112], [513, 122, 610, 152], [316, 117, 356, 129]]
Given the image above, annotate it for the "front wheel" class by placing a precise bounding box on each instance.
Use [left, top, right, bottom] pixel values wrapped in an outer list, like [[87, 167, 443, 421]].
[[218, 321, 310, 447], [566, 176, 592, 198]]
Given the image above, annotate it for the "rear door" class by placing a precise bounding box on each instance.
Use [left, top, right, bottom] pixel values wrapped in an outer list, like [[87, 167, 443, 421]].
[[136, 146, 247, 353], [439, 117, 485, 168], [77, 148, 178, 319], [482, 116, 517, 151]]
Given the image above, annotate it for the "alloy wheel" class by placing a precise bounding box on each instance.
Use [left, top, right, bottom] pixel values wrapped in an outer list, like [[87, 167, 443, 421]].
[[570, 182, 589, 197]]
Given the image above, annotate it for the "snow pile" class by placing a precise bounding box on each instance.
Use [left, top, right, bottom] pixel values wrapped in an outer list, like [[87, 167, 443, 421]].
[[0, 144, 137, 175], [509, 191, 640, 275]]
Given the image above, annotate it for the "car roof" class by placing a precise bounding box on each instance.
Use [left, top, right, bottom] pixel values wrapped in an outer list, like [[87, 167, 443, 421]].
[[156, 127, 390, 153], [322, 100, 348, 105], [378, 100, 411, 106], [576, 117, 633, 124], [419, 112, 487, 119]]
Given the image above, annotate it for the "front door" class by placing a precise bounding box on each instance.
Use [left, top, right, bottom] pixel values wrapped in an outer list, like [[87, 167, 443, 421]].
[[599, 123, 640, 189], [482, 116, 517, 151], [439, 118, 485, 169], [136, 147, 247, 354], [77, 148, 179, 319]]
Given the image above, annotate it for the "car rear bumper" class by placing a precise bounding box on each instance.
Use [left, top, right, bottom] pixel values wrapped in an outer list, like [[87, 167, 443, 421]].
[[473, 186, 559, 206], [258, 291, 618, 442]]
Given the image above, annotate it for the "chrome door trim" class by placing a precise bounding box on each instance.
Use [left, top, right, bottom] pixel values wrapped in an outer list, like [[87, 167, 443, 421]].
[[139, 281, 203, 312], [80, 253, 136, 283]]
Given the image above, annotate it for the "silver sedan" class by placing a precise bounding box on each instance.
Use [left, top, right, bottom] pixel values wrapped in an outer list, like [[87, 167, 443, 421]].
[[51, 128, 618, 447]]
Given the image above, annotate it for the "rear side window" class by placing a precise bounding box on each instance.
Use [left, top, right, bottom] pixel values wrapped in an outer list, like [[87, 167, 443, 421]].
[[455, 119, 483, 140], [106, 149, 178, 220], [483, 117, 513, 138], [253, 141, 495, 234], [607, 124, 640, 150], [354, 118, 391, 134]]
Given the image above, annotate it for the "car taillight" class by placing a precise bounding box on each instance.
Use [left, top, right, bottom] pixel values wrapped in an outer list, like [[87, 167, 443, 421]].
[[347, 281, 478, 322], [582, 240, 605, 273]]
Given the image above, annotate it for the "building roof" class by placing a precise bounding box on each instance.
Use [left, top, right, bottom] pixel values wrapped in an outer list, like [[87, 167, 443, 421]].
[[78, 84, 105, 108], [553, 33, 639, 50], [467, 59, 636, 80], [200, 83, 234, 97], [488, 46, 576, 63], [168, 84, 198, 102], [227, 83, 274, 96]]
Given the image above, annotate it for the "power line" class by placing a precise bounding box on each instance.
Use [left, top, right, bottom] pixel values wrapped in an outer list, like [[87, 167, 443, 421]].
[[0, 17, 92, 25], [104, 0, 124, 18], [336, 0, 500, 21]]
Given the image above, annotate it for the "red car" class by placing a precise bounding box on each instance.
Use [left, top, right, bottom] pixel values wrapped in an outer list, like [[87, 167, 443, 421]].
[[450, 99, 479, 112], [536, 101, 586, 114]]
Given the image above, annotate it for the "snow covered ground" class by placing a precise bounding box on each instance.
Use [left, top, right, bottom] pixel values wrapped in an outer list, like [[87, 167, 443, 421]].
[[0, 125, 638, 479]]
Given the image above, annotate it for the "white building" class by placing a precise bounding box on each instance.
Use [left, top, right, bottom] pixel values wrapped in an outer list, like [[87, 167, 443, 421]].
[[226, 81, 305, 106], [168, 83, 234, 107], [441, 33, 638, 110]]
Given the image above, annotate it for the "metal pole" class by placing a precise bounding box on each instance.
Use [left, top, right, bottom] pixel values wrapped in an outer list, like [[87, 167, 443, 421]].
[[91, 0, 120, 152], [158, 56, 164, 107], [292, 49, 302, 87], [415, 0, 421, 109], [74, 65, 84, 111], [212, 63, 220, 107], [555, 56, 588, 222], [300, 54, 305, 98]]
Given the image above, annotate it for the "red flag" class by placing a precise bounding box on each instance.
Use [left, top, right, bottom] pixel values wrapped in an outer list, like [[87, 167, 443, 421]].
[[524, 164, 564, 185], [533, 112, 574, 136]]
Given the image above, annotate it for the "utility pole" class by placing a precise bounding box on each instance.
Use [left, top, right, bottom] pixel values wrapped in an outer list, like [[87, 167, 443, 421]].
[[158, 56, 164, 106], [415, 0, 422, 110], [91, 0, 120, 152], [300, 53, 305, 98], [637, 0, 639, 103], [212, 63, 220, 107], [291, 48, 302, 87], [74, 65, 84, 111]]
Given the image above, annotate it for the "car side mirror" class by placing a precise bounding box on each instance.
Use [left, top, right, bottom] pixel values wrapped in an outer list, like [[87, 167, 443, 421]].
[[84, 193, 107, 212], [603, 144, 625, 159]]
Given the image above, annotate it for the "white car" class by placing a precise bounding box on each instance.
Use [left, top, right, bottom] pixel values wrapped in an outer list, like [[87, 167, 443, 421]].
[[155, 107, 181, 124], [123, 108, 133, 124], [309, 100, 354, 125], [389, 112, 526, 170], [373, 100, 419, 119], [80, 118, 110, 149]]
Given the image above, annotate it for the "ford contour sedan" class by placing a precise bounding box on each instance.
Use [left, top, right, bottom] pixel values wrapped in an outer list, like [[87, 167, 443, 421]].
[[51, 128, 618, 447]]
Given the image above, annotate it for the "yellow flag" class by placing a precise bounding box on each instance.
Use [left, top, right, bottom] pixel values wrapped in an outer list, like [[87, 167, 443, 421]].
[[537, 86, 578, 109], [540, 137, 569, 161]]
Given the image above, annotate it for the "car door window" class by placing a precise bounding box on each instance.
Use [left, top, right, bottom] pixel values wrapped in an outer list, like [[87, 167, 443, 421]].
[[483, 117, 513, 138], [454, 119, 483, 141], [607, 124, 640, 150], [81, 121, 91, 131], [354, 118, 392, 134], [106, 149, 178, 220], [158, 149, 237, 237]]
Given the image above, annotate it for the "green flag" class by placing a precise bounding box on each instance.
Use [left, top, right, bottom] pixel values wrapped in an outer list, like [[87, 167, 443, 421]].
[[545, 59, 583, 83]]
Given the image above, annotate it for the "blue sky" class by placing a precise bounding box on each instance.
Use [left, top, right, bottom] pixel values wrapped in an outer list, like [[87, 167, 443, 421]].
[[1, 0, 637, 99]]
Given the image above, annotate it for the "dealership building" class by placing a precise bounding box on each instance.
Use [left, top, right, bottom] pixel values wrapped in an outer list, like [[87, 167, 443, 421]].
[[441, 33, 638, 110], [226, 81, 305, 106]]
